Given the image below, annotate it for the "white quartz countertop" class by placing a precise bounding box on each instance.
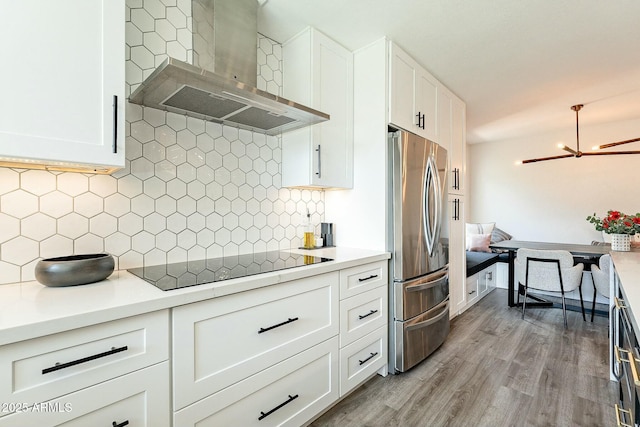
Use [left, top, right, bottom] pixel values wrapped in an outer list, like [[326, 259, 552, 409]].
[[0, 247, 390, 346]]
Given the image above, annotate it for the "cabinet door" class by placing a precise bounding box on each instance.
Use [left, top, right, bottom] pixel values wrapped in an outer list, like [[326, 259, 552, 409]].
[[282, 28, 353, 189], [339, 326, 387, 396], [450, 95, 466, 194], [389, 45, 417, 134], [172, 272, 339, 410], [437, 86, 453, 154], [0, 1, 125, 172], [0, 310, 168, 411], [448, 195, 466, 317], [0, 362, 170, 427], [466, 274, 480, 307], [415, 70, 438, 141], [174, 337, 339, 427]]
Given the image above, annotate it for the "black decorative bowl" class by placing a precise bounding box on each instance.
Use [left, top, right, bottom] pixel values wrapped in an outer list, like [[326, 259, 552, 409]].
[[35, 253, 115, 287]]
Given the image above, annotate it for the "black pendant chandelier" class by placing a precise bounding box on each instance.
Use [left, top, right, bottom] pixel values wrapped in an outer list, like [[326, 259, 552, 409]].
[[519, 104, 640, 164]]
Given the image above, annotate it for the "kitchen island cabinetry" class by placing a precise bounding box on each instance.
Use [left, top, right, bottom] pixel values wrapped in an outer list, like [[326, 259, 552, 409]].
[[389, 43, 438, 142], [0, 1, 125, 173], [282, 27, 354, 189], [611, 251, 640, 426]]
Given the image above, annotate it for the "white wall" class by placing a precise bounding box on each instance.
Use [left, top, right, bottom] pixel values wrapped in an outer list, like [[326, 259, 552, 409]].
[[468, 116, 640, 244]]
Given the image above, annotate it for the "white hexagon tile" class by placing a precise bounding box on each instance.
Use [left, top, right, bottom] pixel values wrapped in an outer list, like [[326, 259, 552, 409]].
[[0, 1, 324, 285]]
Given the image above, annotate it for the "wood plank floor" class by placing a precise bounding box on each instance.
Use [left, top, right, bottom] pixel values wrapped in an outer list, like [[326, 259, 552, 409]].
[[310, 288, 618, 427]]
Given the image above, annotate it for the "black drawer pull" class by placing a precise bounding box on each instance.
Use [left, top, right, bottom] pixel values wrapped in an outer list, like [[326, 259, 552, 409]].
[[258, 394, 299, 421], [358, 274, 378, 282], [112, 421, 129, 427], [258, 317, 299, 334], [358, 309, 379, 320], [359, 352, 379, 366], [42, 346, 128, 375]]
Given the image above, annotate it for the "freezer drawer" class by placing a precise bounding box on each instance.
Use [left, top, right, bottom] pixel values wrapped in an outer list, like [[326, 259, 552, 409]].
[[394, 268, 448, 321], [394, 299, 449, 372]]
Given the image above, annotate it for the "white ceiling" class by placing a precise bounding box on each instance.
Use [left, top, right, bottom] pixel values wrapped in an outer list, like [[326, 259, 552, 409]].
[[257, 0, 640, 144]]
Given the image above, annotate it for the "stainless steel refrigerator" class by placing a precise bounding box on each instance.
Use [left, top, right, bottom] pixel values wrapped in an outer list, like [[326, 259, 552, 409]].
[[388, 128, 450, 373]]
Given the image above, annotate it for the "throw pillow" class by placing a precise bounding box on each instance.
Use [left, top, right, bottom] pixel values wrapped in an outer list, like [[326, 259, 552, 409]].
[[468, 233, 492, 253], [465, 222, 495, 250], [490, 227, 512, 244]]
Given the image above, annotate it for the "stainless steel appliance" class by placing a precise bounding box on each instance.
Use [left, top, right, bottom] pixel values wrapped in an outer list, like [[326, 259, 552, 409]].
[[129, 0, 329, 135], [388, 128, 449, 373]]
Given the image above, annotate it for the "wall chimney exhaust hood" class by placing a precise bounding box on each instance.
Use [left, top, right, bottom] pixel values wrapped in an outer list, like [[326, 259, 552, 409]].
[[129, 0, 329, 136]]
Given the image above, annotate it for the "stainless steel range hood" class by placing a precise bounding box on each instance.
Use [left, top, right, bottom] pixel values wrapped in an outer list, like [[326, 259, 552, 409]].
[[129, 0, 329, 136]]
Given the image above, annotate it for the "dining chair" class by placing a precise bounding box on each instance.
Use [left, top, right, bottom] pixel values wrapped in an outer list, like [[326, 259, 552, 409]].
[[590, 254, 611, 322], [515, 248, 585, 328]]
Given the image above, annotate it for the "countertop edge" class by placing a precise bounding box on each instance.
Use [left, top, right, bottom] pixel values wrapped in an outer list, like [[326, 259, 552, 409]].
[[0, 248, 390, 346]]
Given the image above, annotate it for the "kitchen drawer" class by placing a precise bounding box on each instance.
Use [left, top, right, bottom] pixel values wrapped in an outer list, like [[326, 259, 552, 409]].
[[0, 361, 170, 427], [174, 337, 339, 427], [0, 310, 169, 412], [340, 326, 387, 396], [172, 272, 339, 410], [339, 261, 388, 299], [339, 285, 387, 347]]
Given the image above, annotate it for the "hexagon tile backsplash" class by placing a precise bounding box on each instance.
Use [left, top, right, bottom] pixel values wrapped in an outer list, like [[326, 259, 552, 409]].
[[0, 1, 324, 285]]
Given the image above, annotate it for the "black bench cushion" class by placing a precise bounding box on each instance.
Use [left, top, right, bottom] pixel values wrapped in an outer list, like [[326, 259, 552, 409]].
[[465, 251, 508, 277]]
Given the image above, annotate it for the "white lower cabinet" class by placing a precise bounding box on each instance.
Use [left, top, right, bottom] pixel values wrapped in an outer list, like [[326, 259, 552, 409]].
[[172, 272, 339, 410], [339, 326, 387, 396], [0, 310, 169, 417], [174, 337, 339, 427], [172, 259, 389, 424], [339, 286, 387, 347], [463, 264, 497, 313], [337, 261, 388, 397], [0, 358, 169, 427]]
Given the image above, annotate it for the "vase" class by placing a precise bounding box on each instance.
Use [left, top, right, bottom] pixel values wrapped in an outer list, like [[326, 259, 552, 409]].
[[610, 233, 631, 252]]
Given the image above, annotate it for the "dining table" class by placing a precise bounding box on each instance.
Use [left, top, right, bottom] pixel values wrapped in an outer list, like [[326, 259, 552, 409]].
[[488, 240, 611, 309]]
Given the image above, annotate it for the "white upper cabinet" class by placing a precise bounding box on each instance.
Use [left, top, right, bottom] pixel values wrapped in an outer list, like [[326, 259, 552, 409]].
[[282, 27, 354, 189], [0, 1, 125, 173], [438, 85, 466, 195], [389, 43, 438, 142]]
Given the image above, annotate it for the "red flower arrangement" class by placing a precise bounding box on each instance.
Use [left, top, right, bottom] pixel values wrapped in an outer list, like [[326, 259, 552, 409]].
[[587, 210, 640, 235]]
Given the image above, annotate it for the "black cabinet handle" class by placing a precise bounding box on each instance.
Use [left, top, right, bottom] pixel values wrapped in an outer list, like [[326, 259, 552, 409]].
[[421, 113, 426, 129], [358, 309, 379, 320], [359, 352, 379, 366], [452, 168, 460, 190], [258, 317, 299, 334], [112, 421, 129, 427], [315, 145, 322, 178], [42, 346, 128, 375], [258, 394, 299, 421], [358, 274, 378, 282], [452, 198, 459, 221], [415, 112, 425, 129], [113, 95, 118, 154]]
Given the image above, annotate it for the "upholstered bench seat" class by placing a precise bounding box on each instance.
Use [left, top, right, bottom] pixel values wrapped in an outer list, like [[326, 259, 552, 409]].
[[466, 251, 509, 277]]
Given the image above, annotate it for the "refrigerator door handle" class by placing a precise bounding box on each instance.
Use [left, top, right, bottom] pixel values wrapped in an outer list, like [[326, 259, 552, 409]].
[[405, 299, 449, 331], [422, 155, 439, 256], [405, 270, 448, 293]]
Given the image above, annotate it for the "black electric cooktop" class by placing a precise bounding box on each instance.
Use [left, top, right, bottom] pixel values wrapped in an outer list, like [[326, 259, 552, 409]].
[[128, 251, 333, 291]]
